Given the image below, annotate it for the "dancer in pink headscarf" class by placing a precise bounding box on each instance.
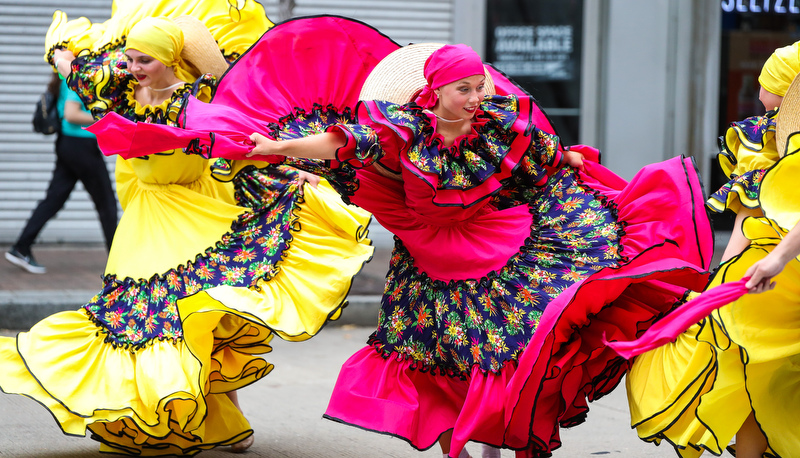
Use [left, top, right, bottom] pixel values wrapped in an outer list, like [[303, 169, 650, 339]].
[[89, 19, 713, 458]]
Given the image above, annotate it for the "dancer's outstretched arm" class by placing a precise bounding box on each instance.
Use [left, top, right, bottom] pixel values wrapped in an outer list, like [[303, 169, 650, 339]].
[[248, 131, 346, 160]]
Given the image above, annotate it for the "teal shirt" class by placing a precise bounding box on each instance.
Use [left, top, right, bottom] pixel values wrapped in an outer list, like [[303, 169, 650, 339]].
[[57, 79, 96, 138]]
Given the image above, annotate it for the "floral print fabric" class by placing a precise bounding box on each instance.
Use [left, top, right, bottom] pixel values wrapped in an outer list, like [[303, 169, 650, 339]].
[[333, 95, 564, 194], [368, 167, 624, 376], [257, 97, 624, 376], [82, 166, 302, 349]]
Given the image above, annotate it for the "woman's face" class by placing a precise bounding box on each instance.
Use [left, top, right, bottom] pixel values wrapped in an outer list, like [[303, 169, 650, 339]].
[[759, 86, 783, 112], [434, 74, 486, 121], [125, 49, 172, 87]]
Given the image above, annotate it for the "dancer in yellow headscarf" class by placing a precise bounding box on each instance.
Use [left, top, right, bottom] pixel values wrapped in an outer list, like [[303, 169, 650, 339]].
[[625, 40, 800, 458], [124, 16, 197, 83], [0, 1, 375, 455], [759, 40, 800, 105]]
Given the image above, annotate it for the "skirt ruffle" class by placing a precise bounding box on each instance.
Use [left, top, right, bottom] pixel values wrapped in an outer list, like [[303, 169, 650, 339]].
[[1, 309, 260, 456], [707, 113, 779, 214], [627, 243, 800, 457], [46, 0, 271, 62], [325, 347, 517, 452], [625, 142, 800, 458]]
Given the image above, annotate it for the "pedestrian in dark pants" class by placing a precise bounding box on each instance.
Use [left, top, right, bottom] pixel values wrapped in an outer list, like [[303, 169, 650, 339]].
[[6, 73, 117, 274]]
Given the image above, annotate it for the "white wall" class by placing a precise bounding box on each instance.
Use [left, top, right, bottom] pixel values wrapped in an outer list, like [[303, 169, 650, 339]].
[[602, 0, 673, 180], [581, 0, 718, 183]]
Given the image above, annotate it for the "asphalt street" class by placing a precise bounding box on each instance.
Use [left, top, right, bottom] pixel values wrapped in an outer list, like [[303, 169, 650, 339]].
[[0, 326, 679, 458]]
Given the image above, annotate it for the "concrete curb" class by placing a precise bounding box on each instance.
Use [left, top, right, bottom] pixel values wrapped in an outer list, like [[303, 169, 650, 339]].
[[0, 291, 381, 330]]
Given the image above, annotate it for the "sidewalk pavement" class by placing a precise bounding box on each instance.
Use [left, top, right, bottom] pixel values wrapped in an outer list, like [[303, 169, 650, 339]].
[[0, 242, 391, 331], [0, 326, 677, 457]]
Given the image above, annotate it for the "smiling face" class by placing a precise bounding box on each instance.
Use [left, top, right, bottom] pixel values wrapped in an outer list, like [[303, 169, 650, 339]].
[[433, 74, 486, 121], [125, 49, 173, 88]]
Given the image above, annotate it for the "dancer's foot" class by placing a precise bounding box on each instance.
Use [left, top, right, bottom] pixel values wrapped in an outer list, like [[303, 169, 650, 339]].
[[481, 444, 501, 458], [231, 434, 254, 453]]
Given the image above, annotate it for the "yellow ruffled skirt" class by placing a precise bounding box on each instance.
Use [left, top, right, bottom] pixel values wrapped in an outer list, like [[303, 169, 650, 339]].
[[0, 158, 374, 455], [46, 0, 271, 63], [627, 145, 800, 457]]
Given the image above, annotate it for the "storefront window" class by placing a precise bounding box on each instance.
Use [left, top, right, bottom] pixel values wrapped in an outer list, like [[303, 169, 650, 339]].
[[720, 5, 800, 127], [485, 0, 583, 146], [713, 3, 800, 228]]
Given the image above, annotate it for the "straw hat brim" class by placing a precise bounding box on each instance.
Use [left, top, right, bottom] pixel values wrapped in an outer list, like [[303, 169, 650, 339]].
[[776, 72, 800, 157], [359, 42, 496, 104], [173, 15, 229, 80]]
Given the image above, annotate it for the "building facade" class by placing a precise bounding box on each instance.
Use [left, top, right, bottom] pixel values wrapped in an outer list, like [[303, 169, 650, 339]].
[[0, 0, 793, 243]]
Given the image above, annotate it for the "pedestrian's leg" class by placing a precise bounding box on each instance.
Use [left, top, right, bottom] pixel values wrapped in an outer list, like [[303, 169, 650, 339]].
[[14, 142, 77, 254], [67, 136, 117, 251]]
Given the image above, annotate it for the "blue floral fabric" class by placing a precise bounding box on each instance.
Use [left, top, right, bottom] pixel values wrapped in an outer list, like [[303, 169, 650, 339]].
[[709, 112, 778, 213], [708, 169, 765, 213], [367, 166, 624, 376], [82, 166, 302, 349]]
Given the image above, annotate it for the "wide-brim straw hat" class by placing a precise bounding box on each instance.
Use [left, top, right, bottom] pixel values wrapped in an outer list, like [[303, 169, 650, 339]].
[[776, 72, 800, 156], [172, 15, 229, 79], [359, 42, 496, 104]]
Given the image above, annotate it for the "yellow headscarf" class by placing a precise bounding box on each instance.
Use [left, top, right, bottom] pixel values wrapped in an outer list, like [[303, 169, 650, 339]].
[[759, 40, 800, 97], [125, 17, 195, 82]]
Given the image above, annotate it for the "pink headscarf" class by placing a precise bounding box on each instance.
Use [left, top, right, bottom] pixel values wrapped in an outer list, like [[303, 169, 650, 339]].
[[414, 44, 485, 109]]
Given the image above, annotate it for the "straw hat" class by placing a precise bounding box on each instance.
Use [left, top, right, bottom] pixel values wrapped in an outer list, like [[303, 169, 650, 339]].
[[359, 42, 496, 104], [776, 72, 800, 156], [172, 15, 229, 79]]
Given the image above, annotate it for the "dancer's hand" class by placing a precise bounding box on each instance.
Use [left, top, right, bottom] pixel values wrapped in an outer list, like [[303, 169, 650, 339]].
[[564, 148, 585, 171], [247, 132, 277, 157], [296, 170, 320, 188], [744, 255, 784, 293]]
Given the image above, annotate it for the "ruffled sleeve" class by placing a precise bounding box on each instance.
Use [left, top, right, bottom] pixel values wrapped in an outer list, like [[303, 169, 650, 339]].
[[707, 111, 780, 214], [757, 132, 800, 244], [327, 122, 391, 169], [65, 47, 133, 120], [530, 129, 565, 167], [317, 95, 569, 208]]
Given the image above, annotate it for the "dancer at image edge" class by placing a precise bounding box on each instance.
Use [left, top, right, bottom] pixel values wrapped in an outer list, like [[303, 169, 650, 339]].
[[617, 39, 800, 458]]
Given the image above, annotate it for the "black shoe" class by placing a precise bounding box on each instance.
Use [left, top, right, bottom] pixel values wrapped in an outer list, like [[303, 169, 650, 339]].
[[5, 247, 46, 274]]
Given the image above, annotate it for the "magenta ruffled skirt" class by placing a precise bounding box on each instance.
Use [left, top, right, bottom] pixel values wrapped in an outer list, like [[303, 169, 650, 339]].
[[325, 155, 712, 457]]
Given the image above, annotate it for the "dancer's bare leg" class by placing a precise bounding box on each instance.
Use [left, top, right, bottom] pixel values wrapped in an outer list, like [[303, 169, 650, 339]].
[[439, 430, 472, 458], [227, 390, 254, 453], [735, 412, 767, 458]]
